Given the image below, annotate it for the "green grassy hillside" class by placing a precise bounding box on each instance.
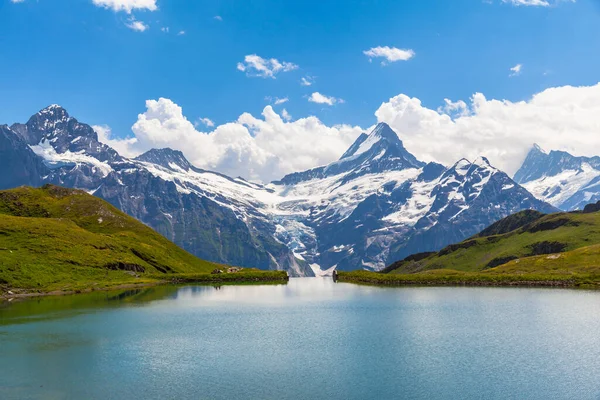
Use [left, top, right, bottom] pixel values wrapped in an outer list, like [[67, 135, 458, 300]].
[[385, 205, 600, 274], [0, 185, 285, 293], [337, 202, 600, 288]]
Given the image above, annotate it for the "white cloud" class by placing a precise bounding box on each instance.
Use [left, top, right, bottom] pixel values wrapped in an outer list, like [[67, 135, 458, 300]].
[[177, 30, 185, 35], [92, 0, 157, 13], [196, 117, 215, 128], [437, 99, 469, 117], [499, 0, 576, 6], [375, 83, 600, 176], [214, 15, 223, 21], [10, 0, 25, 3], [363, 46, 415, 65], [125, 17, 148, 32], [502, 0, 550, 5], [300, 77, 313, 86], [308, 92, 343, 106], [99, 98, 362, 182], [97, 84, 600, 183], [265, 96, 289, 105], [161, 27, 169, 33], [510, 64, 523, 77], [237, 54, 298, 79], [93, 125, 139, 158]]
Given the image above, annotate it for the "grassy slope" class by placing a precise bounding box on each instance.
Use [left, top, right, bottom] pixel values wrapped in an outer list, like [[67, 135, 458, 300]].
[[0, 185, 286, 293], [338, 207, 600, 288], [387, 210, 600, 273]]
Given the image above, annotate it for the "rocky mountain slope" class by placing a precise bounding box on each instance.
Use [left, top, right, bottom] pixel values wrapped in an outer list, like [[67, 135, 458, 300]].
[[384, 200, 600, 275], [0, 105, 557, 275], [514, 144, 600, 211]]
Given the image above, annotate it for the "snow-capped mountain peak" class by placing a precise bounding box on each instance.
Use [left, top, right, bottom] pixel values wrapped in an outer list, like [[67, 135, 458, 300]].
[[277, 123, 425, 185], [340, 122, 410, 160], [38, 104, 69, 119], [135, 148, 193, 172], [515, 145, 600, 210]]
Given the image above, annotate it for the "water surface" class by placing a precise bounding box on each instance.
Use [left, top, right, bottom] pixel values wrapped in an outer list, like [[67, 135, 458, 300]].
[[1, 279, 600, 399]]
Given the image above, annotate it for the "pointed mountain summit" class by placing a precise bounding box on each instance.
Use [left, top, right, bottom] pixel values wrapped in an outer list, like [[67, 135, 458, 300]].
[[135, 148, 193, 172], [10, 105, 121, 165], [514, 144, 600, 210], [276, 122, 425, 185], [515, 144, 600, 185], [514, 144, 553, 184], [339, 122, 422, 166]]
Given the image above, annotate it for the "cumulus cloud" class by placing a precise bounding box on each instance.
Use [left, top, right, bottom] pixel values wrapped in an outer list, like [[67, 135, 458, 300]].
[[125, 17, 148, 32], [99, 98, 362, 182], [510, 64, 523, 77], [363, 46, 415, 65], [375, 83, 600, 176], [237, 55, 298, 79], [92, 0, 157, 13], [214, 15, 223, 21], [97, 84, 600, 183], [196, 117, 215, 128], [300, 77, 314, 86], [308, 92, 343, 106]]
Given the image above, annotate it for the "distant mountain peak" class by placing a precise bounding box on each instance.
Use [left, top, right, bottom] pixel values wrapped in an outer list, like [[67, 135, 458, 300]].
[[472, 156, 494, 169], [135, 148, 193, 172], [37, 104, 70, 120], [532, 143, 546, 154], [340, 122, 403, 160], [452, 158, 472, 174], [371, 122, 399, 140]]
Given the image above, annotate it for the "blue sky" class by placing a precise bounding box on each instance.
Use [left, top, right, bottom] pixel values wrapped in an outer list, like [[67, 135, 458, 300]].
[[2, 0, 600, 181]]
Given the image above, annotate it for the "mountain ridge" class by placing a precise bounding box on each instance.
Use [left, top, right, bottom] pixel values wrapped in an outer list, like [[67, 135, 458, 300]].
[[514, 144, 600, 211], [0, 105, 559, 275]]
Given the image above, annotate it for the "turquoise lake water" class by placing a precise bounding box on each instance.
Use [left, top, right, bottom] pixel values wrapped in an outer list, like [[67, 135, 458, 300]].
[[1, 278, 600, 400]]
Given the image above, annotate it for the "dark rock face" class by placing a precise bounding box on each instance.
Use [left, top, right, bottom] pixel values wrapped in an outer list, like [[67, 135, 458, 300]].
[[476, 210, 545, 237], [104, 262, 146, 273], [0, 125, 48, 190], [528, 241, 567, 256], [485, 256, 519, 269], [583, 201, 600, 213], [526, 218, 579, 233]]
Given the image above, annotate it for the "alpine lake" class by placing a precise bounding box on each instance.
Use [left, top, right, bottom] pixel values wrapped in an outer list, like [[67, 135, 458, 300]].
[[1, 278, 600, 400]]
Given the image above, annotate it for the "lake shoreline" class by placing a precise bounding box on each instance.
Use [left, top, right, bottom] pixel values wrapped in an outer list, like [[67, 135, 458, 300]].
[[0, 271, 290, 300], [336, 270, 600, 289]]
